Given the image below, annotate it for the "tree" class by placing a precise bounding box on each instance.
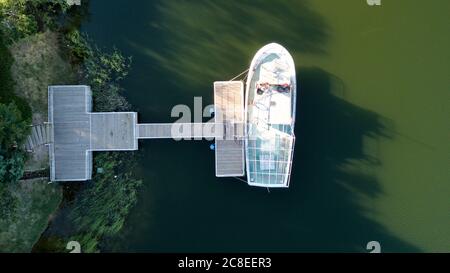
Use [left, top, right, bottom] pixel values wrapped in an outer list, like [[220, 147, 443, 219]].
[[0, 19, 32, 119], [0, 102, 30, 184], [0, 102, 30, 151], [0, 102, 28, 220], [0, 0, 70, 42], [0, 152, 26, 184]]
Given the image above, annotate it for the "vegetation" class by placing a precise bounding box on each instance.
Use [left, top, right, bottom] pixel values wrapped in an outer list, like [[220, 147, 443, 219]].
[[0, 29, 31, 119], [0, 0, 69, 43], [10, 31, 76, 116], [0, 103, 29, 149], [0, 13, 63, 250], [0, 103, 29, 184], [0, 103, 60, 253], [64, 30, 132, 112], [66, 153, 142, 252], [59, 32, 141, 252], [0, 102, 29, 222], [35, 40, 141, 252], [0, 178, 62, 252]]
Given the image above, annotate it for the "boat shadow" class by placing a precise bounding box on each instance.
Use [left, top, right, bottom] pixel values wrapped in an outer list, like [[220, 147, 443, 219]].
[[258, 67, 421, 252]]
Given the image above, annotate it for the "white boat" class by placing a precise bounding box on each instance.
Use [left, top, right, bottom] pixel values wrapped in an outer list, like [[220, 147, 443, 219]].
[[245, 43, 296, 188]]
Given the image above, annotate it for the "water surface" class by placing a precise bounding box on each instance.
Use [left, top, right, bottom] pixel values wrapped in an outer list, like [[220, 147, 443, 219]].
[[82, 0, 449, 252]]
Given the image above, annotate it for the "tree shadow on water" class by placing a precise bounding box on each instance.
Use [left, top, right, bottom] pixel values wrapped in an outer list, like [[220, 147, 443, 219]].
[[271, 67, 421, 252], [126, 0, 330, 93], [119, 68, 423, 253], [61, 0, 424, 253]]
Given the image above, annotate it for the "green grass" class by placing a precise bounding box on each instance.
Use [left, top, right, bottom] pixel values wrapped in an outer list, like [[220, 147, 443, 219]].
[[0, 179, 62, 252], [9, 31, 77, 120]]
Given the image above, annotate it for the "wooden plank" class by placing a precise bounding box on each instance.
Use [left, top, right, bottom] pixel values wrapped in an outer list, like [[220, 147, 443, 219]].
[[137, 123, 222, 139], [90, 113, 137, 151], [214, 81, 245, 177], [49, 86, 91, 181]]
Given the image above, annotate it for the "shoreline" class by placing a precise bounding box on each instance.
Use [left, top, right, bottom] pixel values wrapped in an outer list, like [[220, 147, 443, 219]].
[[1, 1, 142, 253]]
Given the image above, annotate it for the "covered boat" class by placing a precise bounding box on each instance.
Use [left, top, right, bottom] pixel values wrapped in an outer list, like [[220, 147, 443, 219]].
[[245, 43, 296, 188]]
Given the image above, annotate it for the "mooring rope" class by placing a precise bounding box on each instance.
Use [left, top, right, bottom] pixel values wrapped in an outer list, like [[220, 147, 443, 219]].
[[233, 176, 248, 184], [233, 177, 271, 194], [229, 68, 249, 81]]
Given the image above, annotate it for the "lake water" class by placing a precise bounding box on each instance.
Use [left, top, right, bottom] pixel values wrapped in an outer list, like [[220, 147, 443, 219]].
[[81, 0, 449, 252]]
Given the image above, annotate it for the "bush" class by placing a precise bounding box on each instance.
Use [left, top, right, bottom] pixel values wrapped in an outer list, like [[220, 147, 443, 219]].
[[0, 186, 18, 222], [0, 0, 70, 43], [0, 1, 37, 42], [63, 29, 91, 63], [0, 102, 30, 184], [49, 32, 140, 252], [0, 102, 30, 150], [0, 29, 32, 120], [0, 152, 26, 185], [0, 29, 15, 99], [64, 30, 132, 112], [67, 152, 142, 252]]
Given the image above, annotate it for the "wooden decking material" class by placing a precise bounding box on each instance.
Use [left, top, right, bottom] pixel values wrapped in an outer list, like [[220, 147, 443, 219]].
[[48, 86, 137, 182], [137, 123, 221, 139], [90, 112, 138, 151], [214, 81, 245, 137], [49, 86, 92, 181], [24, 124, 52, 151], [214, 81, 245, 177], [48, 83, 247, 182]]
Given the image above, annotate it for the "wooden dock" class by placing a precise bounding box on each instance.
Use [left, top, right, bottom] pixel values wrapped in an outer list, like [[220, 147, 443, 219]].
[[47, 83, 247, 182], [214, 81, 245, 177], [48, 86, 138, 181]]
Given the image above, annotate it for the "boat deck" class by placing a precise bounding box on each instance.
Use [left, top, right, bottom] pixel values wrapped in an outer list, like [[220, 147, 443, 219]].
[[245, 43, 296, 187]]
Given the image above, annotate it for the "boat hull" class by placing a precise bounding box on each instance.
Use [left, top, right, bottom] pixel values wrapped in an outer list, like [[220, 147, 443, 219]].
[[244, 43, 296, 188]]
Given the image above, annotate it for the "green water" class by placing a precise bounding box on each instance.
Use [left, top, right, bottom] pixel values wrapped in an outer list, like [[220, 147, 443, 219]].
[[82, 0, 449, 252]]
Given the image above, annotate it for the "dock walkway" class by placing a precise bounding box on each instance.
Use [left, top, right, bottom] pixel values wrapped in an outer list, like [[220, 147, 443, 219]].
[[45, 81, 246, 182]]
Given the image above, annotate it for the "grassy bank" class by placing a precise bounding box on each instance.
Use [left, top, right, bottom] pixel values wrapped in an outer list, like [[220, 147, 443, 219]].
[[0, 1, 65, 252], [33, 31, 142, 253], [10, 30, 77, 171], [10, 30, 76, 122], [1, 0, 142, 253], [0, 179, 62, 252]]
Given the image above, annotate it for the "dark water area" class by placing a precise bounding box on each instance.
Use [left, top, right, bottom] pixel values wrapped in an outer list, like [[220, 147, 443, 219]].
[[73, 0, 449, 252]]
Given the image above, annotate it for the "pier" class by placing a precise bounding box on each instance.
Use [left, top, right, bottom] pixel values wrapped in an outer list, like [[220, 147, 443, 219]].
[[47, 82, 245, 182]]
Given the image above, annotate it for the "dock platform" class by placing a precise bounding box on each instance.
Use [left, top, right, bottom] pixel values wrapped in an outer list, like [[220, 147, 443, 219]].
[[48, 82, 247, 182], [214, 81, 245, 177]]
